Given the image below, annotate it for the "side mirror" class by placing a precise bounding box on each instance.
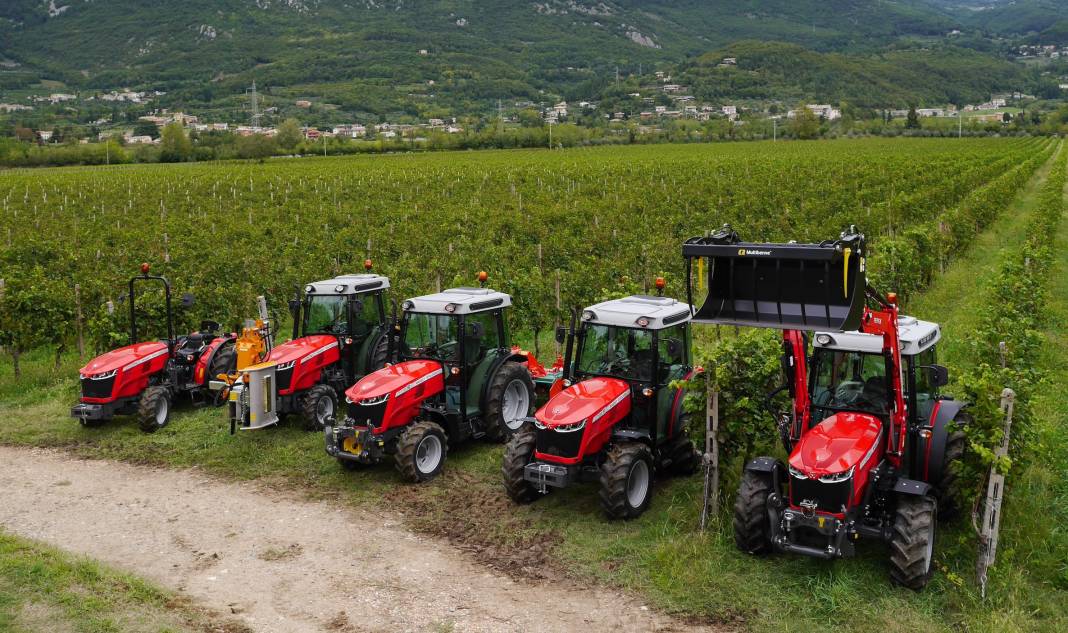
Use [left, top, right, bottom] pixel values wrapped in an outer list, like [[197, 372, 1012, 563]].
[[666, 338, 682, 359], [555, 326, 567, 344], [466, 321, 485, 338], [926, 364, 949, 389], [288, 298, 301, 315], [180, 293, 195, 308], [200, 319, 221, 333]]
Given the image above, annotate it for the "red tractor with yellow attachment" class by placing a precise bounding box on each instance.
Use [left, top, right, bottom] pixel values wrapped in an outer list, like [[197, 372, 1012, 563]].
[[71, 264, 237, 432], [682, 226, 968, 589]]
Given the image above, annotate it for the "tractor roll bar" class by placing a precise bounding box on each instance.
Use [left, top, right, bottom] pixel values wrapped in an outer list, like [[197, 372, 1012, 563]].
[[129, 265, 175, 355], [682, 225, 867, 332]]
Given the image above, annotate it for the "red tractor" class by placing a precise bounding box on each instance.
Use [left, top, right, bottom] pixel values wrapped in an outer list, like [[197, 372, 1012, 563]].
[[501, 282, 701, 520], [682, 226, 968, 589], [225, 261, 393, 433], [324, 274, 539, 482], [71, 264, 237, 433]]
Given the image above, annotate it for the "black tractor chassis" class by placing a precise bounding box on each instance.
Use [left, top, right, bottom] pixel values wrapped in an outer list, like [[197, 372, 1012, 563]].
[[325, 421, 403, 464], [70, 396, 138, 421]]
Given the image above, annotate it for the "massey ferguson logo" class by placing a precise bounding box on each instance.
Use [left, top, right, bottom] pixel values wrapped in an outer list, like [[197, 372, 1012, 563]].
[[738, 248, 772, 256]]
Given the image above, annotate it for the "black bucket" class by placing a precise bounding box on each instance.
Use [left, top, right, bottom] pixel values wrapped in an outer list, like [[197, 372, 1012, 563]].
[[682, 227, 866, 332]]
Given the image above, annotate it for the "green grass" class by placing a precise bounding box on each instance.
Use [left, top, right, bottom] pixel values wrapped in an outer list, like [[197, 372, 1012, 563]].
[[0, 531, 231, 633], [1, 148, 1067, 632]]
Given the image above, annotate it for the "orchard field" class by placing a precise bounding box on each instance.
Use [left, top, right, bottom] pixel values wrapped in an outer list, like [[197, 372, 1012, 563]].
[[1, 137, 1067, 633]]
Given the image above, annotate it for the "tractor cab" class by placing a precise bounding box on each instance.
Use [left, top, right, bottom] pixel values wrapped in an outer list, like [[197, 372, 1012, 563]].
[[683, 225, 968, 589], [227, 262, 393, 433], [503, 286, 701, 520], [325, 274, 538, 482]]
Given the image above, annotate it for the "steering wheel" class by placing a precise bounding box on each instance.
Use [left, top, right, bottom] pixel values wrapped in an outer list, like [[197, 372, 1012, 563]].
[[602, 355, 631, 375]]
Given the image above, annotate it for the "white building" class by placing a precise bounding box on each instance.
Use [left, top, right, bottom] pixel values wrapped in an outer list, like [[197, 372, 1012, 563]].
[[721, 105, 737, 116], [553, 101, 568, 117]]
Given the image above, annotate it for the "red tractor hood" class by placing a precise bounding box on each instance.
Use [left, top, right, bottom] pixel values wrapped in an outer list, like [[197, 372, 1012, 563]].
[[266, 335, 337, 365], [79, 341, 168, 376], [789, 411, 884, 478], [535, 376, 631, 428], [345, 359, 443, 402]]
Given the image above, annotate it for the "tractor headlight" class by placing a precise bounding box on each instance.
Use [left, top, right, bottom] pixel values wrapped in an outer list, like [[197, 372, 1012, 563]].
[[818, 467, 855, 483], [274, 361, 295, 371], [90, 369, 117, 380], [788, 464, 809, 479], [815, 334, 833, 346], [532, 418, 548, 430], [358, 394, 389, 406], [402, 300, 414, 311], [305, 285, 315, 294], [334, 284, 346, 293], [581, 310, 595, 322], [552, 418, 588, 433], [635, 316, 651, 328], [444, 303, 458, 313]]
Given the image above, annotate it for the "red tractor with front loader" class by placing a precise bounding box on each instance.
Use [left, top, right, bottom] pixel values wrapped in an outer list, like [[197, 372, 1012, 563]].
[[225, 261, 393, 433], [324, 273, 540, 482], [501, 281, 701, 519], [71, 264, 238, 432], [682, 225, 968, 589]]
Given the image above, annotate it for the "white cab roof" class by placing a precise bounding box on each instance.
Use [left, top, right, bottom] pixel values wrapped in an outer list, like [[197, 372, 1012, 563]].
[[813, 315, 940, 356], [582, 295, 693, 330], [306, 274, 390, 296], [403, 287, 511, 315]]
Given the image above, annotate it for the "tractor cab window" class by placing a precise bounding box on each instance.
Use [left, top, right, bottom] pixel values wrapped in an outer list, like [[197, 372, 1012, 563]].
[[577, 324, 654, 382], [811, 349, 890, 417], [346, 293, 382, 340], [656, 323, 689, 384], [462, 311, 501, 367], [403, 313, 460, 361], [304, 295, 349, 336], [912, 346, 938, 422]]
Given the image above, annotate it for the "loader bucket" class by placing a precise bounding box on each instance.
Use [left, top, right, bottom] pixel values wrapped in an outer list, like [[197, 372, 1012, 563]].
[[682, 227, 867, 332]]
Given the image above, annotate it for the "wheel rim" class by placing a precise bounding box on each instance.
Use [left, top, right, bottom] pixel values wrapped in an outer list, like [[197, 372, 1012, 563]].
[[316, 395, 334, 424], [626, 459, 650, 508], [501, 379, 530, 430], [415, 433, 443, 475], [155, 397, 168, 426]]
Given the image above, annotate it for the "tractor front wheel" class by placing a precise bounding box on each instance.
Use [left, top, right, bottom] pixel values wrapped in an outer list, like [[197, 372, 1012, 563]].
[[137, 386, 171, 433], [734, 469, 774, 554], [395, 420, 448, 483], [599, 442, 654, 520], [889, 494, 938, 590], [301, 385, 337, 431], [483, 362, 535, 442], [502, 429, 543, 503]]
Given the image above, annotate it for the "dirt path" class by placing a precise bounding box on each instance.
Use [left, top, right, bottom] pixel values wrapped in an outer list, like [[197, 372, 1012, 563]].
[[0, 446, 715, 633]]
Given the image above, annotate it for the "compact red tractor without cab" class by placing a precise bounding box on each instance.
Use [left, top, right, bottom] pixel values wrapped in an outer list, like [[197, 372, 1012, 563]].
[[502, 283, 701, 520], [71, 264, 237, 432], [226, 261, 393, 433], [325, 274, 539, 482], [682, 226, 968, 589]]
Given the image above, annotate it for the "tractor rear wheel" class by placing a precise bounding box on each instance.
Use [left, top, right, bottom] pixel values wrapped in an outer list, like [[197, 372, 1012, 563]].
[[734, 469, 774, 554], [502, 429, 542, 503], [599, 442, 654, 520], [395, 420, 448, 483], [936, 414, 968, 519], [208, 343, 237, 378], [665, 426, 701, 476], [301, 384, 337, 431], [889, 494, 938, 590], [137, 386, 171, 433], [369, 333, 390, 371], [483, 362, 535, 442]]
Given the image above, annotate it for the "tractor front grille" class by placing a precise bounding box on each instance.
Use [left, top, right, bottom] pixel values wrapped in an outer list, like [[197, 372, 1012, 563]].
[[535, 427, 583, 460], [789, 472, 853, 515], [80, 375, 116, 399], [346, 399, 388, 428], [275, 366, 293, 392]]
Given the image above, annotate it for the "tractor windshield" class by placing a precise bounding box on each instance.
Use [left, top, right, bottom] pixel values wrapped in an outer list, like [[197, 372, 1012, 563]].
[[403, 313, 460, 360], [304, 295, 348, 335], [576, 324, 655, 382], [810, 349, 890, 418]]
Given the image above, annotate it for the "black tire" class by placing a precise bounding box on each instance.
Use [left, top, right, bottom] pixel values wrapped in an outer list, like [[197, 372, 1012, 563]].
[[889, 494, 938, 590], [301, 384, 337, 431], [665, 427, 701, 477], [208, 343, 237, 378], [368, 333, 390, 371], [599, 442, 654, 520], [734, 468, 774, 554], [502, 429, 542, 503], [935, 415, 968, 519], [482, 361, 535, 442], [394, 420, 448, 483], [137, 385, 171, 433]]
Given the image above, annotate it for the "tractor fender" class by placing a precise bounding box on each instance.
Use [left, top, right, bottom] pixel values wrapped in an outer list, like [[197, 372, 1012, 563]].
[[477, 351, 529, 412], [925, 398, 968, 484], [744, 457, 786, 492], [892, 477, 932, 498], [611, 427, 653, 446], [195, 335, 234, 386]]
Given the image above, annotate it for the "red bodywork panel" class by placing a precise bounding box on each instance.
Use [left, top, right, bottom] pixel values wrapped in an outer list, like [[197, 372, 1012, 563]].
[[79, 341, 169, 403], [534, 376, 631, 465], [193, 336, 232, 386], [345, 359, 445, 434], [789, 412, 885, 510], [266, 335, 340, 395]]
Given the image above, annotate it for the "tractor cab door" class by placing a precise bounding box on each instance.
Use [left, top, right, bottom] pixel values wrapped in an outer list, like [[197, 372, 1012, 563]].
[[349, 291, 387, 376], [457, 310, 506, 417], [655, 322, 692, 440], [908, 346, 940, 426]]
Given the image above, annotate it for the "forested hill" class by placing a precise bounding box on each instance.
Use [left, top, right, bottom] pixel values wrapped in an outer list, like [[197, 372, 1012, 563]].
[[0, 1, 1066, 118]]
